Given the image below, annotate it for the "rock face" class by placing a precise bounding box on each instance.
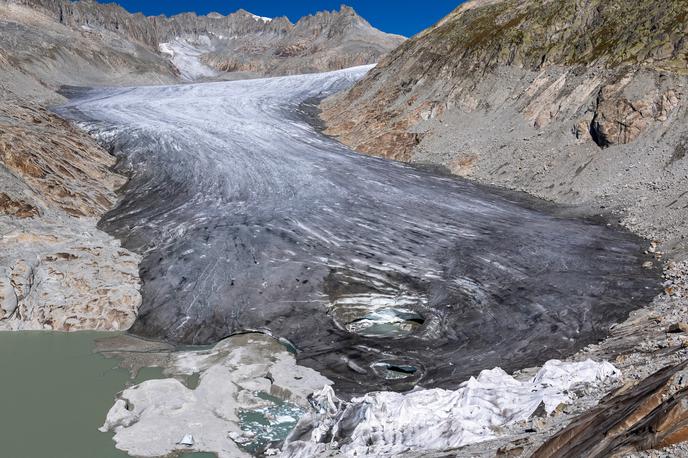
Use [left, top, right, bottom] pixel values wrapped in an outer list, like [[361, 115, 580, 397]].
[[534, 360, 688, 457], [0, 2, 179, 104], [590, 79, 680, 147], [0, 91, 141, 331], [6, 0, 404, 88], [320, 0, 688, 256]]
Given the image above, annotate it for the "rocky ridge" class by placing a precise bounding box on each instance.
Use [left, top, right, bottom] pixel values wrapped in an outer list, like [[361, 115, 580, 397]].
[[0, 1, 178, 104], [198, 6, 403, 77], [7, 0, 404, 87], [321, 0, 688, 257]]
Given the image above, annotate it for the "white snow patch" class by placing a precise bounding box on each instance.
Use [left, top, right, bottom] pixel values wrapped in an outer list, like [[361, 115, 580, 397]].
[[248, 12, 272, 23], [159, 37, 218, 82], [281, 359, 620, 457]]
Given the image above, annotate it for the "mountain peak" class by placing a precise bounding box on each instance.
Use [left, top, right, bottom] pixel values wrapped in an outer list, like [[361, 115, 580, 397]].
[[338, 4, 357, 16]]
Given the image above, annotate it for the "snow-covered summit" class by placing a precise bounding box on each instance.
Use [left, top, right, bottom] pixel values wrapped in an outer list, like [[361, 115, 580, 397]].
[[248, 12, 272, 23]]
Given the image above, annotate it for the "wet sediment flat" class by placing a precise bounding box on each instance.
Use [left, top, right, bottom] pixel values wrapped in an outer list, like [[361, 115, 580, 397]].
[[58, 66, 660, 393]]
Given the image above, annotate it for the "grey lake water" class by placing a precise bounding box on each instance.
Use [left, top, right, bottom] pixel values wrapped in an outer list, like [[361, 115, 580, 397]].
[[0, 332, 154, 458]]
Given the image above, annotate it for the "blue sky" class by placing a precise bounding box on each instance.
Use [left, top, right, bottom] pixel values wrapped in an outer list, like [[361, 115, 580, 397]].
[[107, 1, 462, 37]]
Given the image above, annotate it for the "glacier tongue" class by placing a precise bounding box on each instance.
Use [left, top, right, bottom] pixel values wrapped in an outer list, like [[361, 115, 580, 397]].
[[57, 65, 657, 393], [281, 359, 620, 457]]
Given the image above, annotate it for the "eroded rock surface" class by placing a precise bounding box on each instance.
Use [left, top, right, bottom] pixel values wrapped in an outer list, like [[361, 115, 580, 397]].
[[0, 93, 141, 330], [590, 76, 681, 148], [534, 361, 688, 457]]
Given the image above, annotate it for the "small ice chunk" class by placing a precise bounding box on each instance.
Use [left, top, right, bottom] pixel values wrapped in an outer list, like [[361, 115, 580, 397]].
[[178, 434, 194, 446], [229, 431, 253, 444]]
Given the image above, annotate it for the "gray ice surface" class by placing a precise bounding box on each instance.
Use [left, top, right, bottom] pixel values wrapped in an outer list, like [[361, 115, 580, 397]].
[[57, 66, 660, 394]]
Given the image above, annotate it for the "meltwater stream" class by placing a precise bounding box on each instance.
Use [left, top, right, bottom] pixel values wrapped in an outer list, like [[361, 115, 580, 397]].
[[58, 66, 660, 394]]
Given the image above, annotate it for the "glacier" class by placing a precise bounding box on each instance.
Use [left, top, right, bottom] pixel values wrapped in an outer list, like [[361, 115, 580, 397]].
[[57, 66, 659, 393]]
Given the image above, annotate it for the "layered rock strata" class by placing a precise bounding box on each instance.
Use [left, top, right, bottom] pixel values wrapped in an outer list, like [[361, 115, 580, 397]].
[[534, 360, 688, 457], [0, 92, 141, 331]]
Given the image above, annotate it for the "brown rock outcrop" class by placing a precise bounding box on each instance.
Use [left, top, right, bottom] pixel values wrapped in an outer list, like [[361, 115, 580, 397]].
[[534, 360, 688, 457], [0, 93, 142, 331], [591, 77, 681, 147], [0, 100, 125, 217], [0, 193, 39, 218]]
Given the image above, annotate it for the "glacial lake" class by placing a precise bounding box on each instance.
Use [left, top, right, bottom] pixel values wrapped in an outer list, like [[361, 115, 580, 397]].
[[0, 331, 165, 458]]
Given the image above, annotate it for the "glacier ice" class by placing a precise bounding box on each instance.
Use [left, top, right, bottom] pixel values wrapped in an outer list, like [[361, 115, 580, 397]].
[[57, 66, 658, 393]]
